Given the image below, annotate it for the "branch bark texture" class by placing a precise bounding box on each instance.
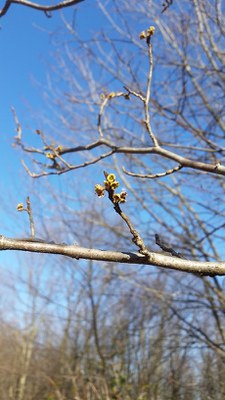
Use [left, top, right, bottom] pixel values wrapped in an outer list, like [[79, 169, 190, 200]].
[[1, 236, 225, 276]]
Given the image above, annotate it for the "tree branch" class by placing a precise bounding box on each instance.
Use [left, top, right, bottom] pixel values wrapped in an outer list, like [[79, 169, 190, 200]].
[[0, 0, 84, 17], [122, 164, 183, 179], [17, 136, 225, 177], [0, 236, 225, 276]]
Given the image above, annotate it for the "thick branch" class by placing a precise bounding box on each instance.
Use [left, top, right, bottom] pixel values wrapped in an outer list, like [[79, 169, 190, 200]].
[[19, 137, 225, 177], [0, 0, 84, 17], [0, 236, 225, 276]]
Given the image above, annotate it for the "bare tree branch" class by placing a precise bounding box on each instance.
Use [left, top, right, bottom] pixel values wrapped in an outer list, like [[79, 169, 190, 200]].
[[122, 164, 183, 179], [162, 0, 173, 13], [0, 235, 225, 276], [0, 0, 84, 18], [17, 137, 225, 177]]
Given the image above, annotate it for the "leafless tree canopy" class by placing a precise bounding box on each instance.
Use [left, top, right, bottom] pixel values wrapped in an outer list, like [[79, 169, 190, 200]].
[[2, 0, 224, 276]]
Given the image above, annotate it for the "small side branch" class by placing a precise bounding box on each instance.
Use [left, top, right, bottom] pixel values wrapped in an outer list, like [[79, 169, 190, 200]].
[[26, 196, 35, 237], [12, 107, 22, 140], [16, 197, 35, 238], [139, 27, 159, 147], [122, 164, 183, 179], [96, 172, 149, 256], [155, 233, 186, 259], [97, 91, 130, 138], [162, 0, 173, 13], [21, 148, 116, 178]]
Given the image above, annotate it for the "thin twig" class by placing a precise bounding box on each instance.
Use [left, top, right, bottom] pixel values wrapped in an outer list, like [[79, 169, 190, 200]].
[[21, 148, 116, 177], [155, 233, 186, 259], [26, 196, 35, 238], [11, 107, 22, 140], [162, 0, 173, 14], [98, 96, 109, 138], [97, 91, 129, 138], [122, 164, 183, 179], [144, 42, 159, 147], [103, 171, 149, 256], [123, 86, 145, 102]]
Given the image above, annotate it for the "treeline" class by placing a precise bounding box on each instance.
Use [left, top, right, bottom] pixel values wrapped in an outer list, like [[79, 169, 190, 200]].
[[0, 263, 225, 400]]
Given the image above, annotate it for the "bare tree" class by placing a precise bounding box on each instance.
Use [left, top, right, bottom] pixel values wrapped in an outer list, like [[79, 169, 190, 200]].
[[0, 2, 225, 397], [1, 0, 224, 276]]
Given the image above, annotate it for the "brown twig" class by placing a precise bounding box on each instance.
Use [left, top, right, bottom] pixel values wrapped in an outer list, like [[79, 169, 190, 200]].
[[26, 196, 35, 238], [110, 196, 148, 256], [155, 233, 186, 259], [11, 107, 22, 141], [97, 91, 130, 138], [123, 86, 145, 102], [122, 164, 183, 179], [21, 148, 116, 177], [162, 0, 173, 14], [19, 139, 225, 177], [144, 41, 159, 147], [17, 196, 35, 237], [97, 171, 149, 256]]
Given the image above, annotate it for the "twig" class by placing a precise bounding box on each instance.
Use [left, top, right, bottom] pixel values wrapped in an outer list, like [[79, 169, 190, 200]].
[[139, 27, 159, 145], [155, 233, 186, 259], [123, 86, 145, 102], [21, 148, 116, 177], [26, 196, 35, 237], [126, 29, 159, 147], [98, 172, 150, 256], [195, 222, 225, 245], [122, 164, 183, 179], [98, 96, 109, 138], [162, 0, 173, 14], [16, 196, 35, 238], [11, 107, 22, 141], [111, 199, 148, 256], [97, 91, 129, 138], [144, 42, 159, 147]]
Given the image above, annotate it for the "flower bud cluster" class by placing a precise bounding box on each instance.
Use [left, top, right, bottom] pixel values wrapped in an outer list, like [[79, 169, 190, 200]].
[[95, 173, 127, 204], [46, 152, 55, 160], [17, 203, 24, 211], [139, 26, 155, 40]]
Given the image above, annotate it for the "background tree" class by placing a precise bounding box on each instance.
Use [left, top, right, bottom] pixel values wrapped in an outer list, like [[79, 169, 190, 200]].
[[2, 0, 223, 273]]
